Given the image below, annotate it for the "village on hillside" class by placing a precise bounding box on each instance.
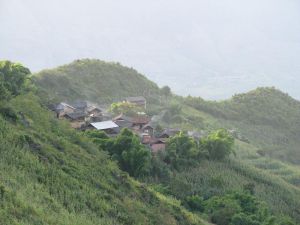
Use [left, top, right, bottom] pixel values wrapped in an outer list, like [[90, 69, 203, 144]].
[[52, 96, 204, 153]]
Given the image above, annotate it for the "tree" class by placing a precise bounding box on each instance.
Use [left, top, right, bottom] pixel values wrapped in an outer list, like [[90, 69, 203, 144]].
[[85, 129, 151, 177], [161, 86, 172, 103], [161, 85, 171, 97], [185, 195, 205, 212], [0, 61, 31, 101], [200, 129, 234, 160], [150, 151, 171, 180], [165, 132, 199, 169], [109, 129, 151, 177]]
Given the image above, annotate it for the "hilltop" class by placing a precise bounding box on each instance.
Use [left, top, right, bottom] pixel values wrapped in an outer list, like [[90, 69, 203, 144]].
[[185, 87, 300, 164], [34, 59, 161, 104]]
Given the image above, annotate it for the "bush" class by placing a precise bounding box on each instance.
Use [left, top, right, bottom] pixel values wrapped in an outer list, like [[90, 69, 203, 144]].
[[185, 195, 205, 212]]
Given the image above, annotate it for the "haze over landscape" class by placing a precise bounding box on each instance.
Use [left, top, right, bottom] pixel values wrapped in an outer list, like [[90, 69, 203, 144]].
[[1, 0, 300, 99], [2, 1, 300, 224]]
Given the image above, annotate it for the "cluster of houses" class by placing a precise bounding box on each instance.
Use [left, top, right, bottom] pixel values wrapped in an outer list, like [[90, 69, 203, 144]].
[[54, 96, 202, 153]]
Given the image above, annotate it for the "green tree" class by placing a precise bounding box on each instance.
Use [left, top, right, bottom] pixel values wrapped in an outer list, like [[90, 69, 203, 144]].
[[110, 129, 151, 177], [201, 129, 234, 160], [161, 85, 171, 97], [0, 61, 31, 101], [165, 132, 199, 169], [161, 85, 172, 104], [185, 195, 205, 212], [85, 129, 151, 177], [150, 150, 171, 180]]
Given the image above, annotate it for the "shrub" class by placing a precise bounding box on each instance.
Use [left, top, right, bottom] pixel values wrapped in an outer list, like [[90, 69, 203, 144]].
[[185, 195, 205, 212]]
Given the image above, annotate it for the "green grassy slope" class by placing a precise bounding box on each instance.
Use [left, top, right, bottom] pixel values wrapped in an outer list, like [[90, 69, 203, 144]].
[[33, 59, 300, 223], [34, 59, 160, 104], [184, 87, 300, 164], [34, 61, 300, 165], [0, 93, 209, 225], [164, 157, 300, 222]]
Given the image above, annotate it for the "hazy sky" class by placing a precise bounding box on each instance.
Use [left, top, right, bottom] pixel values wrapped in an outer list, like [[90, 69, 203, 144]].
[[1, 0, 300, 99]]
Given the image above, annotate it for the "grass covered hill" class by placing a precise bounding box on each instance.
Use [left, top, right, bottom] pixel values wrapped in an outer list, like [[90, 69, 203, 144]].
[[34, 59, 161, 104], [31, 59, 300, 223], [0, 61, 210, 225], [185, 87, 300, 164]]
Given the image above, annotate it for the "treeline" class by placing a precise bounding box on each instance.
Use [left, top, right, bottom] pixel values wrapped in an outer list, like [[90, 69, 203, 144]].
[[85, 128, 235, 178]]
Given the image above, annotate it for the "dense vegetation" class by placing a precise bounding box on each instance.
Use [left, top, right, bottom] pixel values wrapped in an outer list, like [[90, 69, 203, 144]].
[[84, 128, 298, 224], [0, 60, 211, 225], [86, 129, 152, 177]]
